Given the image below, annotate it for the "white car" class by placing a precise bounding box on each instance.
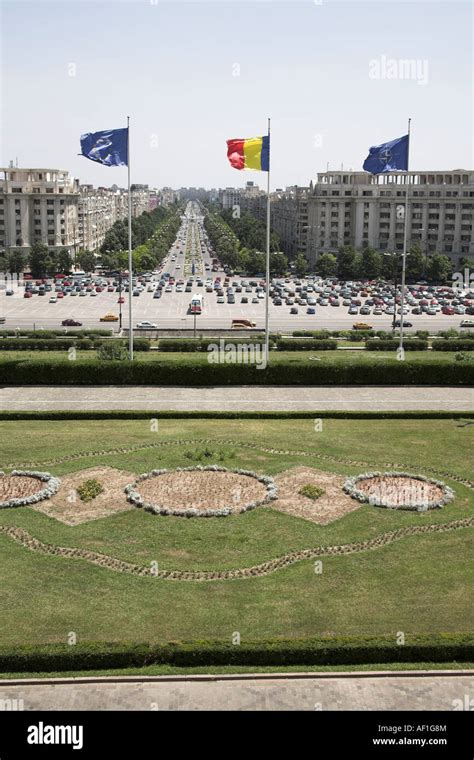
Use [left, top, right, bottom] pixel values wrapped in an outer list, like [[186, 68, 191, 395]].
[[136, 321, 158, 329], [49, 296, 57, 303]]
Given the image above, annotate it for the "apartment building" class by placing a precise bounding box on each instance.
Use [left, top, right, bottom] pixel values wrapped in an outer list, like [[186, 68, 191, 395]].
[[270, 186, 309, 259], [0, 167, 150, 257], [0, 167, 79, 253], [306, 169, 474, 267]]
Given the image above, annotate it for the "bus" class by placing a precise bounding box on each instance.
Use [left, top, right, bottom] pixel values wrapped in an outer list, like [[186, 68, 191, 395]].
[[189, 294, 203, 314]]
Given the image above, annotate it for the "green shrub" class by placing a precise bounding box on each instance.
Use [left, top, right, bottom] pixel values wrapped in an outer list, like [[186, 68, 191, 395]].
[[77, 479, 104, 502], [0, 635, 471, 673], [431, 340, 474, 352], [298, 484, 325, 500], [365, 339, 429, 351], [0, 356, 472, 385]]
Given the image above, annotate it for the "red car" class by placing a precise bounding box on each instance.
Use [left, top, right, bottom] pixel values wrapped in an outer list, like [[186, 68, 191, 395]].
[[117, 296, 125, 304], [23, 291, 33, 298], [57, 292, 64, 299], [442, 306, 455, 315]]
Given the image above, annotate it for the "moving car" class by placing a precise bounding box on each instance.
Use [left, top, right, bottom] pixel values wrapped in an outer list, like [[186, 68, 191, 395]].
[[100, 312, 119, 322], [61, 319, 82, 327], [231, 318, 256, 328], [136, 321, 158, 329], [353, 322, 373, 330], [394, 320, 413, 328]]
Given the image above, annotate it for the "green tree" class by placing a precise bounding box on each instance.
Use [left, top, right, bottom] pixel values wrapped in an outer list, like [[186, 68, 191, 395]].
[[5, 250, 27, 277], [361, 248, 382, 279], [29, 242, 50, 278], [269, 252, 288, 276], [294, 252, 308, 278], [56, 248, 72, 274], [76, 249, 96, 273], [406, 244, 425, 281], [247, 250, 266, 275], [427, 254, 453, 283], [337, 246, 358, 280], [317, 253, 338, 278]]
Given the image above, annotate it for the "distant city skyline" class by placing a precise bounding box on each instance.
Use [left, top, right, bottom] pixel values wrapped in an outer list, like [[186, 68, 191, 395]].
[[1, 0, 472, 190]]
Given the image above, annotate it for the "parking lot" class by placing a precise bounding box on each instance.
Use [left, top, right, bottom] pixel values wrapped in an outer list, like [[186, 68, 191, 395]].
[[1, 202, 472, 334], [2, 277, 473, 334]]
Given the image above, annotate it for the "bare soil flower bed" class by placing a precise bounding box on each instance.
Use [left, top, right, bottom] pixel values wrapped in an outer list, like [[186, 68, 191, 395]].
[[0, 471, 60, 509], [0, 476, 43, 501], [125, 466, 277, 517], [344, 472, 455, 511]]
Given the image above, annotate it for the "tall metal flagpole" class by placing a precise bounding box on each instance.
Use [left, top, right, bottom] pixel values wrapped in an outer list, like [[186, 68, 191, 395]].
[[265, 117, 271, 366], [127, 116, 133, 361], [398, 117, 411, 359]]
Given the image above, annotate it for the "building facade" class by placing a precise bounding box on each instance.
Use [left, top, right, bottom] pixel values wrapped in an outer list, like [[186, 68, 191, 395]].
[[306, 169, 474, 267], [0, 167, 79, 254], [0, 167, 150, 259], [270, 186, 309, 259]]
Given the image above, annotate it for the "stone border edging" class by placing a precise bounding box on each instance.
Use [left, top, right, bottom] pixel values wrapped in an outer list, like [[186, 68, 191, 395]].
[[1, 669, 472, 686], [0, 517, 472, 583]]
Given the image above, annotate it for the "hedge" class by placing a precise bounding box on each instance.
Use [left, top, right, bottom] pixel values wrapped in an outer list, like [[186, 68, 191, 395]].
[[0, 635, 471, 672], [365, 339, 429, 351], [0, 339, 150, 352], [157, 338, 269, 352], [0, 357, 472, 385], [0, 329, 111, 339], [431, 339, 474, 352], [276, 339, 337, 351], [1, 410, 472, 421]]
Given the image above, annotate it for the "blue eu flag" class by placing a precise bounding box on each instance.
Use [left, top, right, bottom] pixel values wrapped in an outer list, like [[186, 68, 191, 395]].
[[80, 128, 128, 167], [363, 134, 409, 174]]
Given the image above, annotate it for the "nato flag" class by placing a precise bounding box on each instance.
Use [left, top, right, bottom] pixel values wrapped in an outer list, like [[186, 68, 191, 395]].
[[80, 128, 128, 167], [363, 134, 409, 174]]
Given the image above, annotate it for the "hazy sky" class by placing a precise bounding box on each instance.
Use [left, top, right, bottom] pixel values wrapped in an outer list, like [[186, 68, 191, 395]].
[[1, 0, 472, 190]]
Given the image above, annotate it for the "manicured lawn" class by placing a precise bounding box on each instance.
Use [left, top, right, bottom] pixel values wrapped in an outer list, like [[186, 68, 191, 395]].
[[0, 349, 471, 366], [0, 418, 472, 647]]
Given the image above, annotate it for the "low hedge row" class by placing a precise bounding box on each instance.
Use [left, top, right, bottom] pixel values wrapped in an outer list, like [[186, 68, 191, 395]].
[[0, 339, 150, 352], [365, 339, 429, 351], [276, 339, 337, 351], [1, 410, 472, 420], [0, 329, 111, 339], [1, 357, 472, 385], [431, 339, 474, 352], [157, 338, 269, 352], [1, 635, 472, 672]]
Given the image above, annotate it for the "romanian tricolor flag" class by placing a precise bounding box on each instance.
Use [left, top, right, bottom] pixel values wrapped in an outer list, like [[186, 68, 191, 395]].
[[226, 135, 270, 172]]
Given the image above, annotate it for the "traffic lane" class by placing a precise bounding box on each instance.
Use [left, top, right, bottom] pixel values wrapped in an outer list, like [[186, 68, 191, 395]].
[[0, 288, 469, 332]]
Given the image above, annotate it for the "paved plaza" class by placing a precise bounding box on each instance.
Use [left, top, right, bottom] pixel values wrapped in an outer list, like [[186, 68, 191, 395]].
[[1, 385, 473, 412], [0, 673, 472, 711]]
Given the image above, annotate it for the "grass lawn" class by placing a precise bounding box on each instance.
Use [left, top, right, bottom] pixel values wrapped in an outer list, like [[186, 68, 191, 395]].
[[0, 418, 472, 648], [0, 350, 471, 366]]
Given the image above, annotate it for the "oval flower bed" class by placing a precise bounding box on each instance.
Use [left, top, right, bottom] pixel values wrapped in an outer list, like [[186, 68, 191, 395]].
[[343, 471, 454, 512], [0, 470, 61, 509], [124, 465, 278, 517]]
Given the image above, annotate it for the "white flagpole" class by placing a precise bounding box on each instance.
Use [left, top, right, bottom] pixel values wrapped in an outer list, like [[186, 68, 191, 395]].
[[127, 115, 133, 361], [265, 117, 271, 366], [398, 117, 411, 359]]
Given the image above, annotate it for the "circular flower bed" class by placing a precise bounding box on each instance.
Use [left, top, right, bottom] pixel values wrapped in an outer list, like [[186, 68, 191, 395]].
[[124, 465, 278, 517], [343, 471, 454, 512], [0, 470, 61, 509]]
